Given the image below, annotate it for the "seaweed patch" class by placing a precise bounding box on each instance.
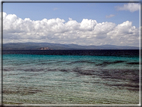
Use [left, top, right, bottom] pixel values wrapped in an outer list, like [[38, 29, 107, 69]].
[[96, 60, 125, 67], [126, 62, 139, 65]]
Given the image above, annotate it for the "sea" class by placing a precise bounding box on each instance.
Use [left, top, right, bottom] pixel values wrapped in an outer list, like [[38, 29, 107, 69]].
[[2, 50, 140, 104]]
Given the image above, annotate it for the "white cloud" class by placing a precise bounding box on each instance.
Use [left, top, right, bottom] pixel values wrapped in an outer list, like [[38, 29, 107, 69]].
[[3, 12, 140, 47], [80, 19, 97, 31], [106, 14, 115, 18], [116, 3, 140, 12], [107, 21, 139, 46]]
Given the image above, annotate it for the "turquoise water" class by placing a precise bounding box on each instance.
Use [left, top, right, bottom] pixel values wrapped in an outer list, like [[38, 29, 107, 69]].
[[3, 54, 139, 104]]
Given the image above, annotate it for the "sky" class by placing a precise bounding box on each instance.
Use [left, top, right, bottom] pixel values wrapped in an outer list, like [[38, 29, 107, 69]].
[[2, 1, 141, 46]]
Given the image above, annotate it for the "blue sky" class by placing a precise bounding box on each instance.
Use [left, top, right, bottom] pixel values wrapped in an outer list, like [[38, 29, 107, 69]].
[[2, 2, 141, 46], [3, 3, 139, 27]]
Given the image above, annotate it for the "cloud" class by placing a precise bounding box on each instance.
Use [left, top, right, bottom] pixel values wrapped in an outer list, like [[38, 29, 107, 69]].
[[116, 3, 140, 12], [3, 12, 140, 47], [107, 21, 139, 46], [106, 14, 115, 18]]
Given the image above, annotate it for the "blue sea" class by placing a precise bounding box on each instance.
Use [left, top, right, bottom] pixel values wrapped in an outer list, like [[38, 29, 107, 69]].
[[3, 50, 140, 104]]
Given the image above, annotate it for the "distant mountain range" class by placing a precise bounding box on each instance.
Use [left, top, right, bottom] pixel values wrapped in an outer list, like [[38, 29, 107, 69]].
[[3, 42, 139, 50]]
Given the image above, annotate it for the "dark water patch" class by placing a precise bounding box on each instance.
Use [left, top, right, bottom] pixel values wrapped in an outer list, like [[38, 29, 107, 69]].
[[96, 60, 126, 67], [98, 69, 129, 80], [79, 70, 95, 75], [11, 63, 22, 66], [45, 68, 70, 72], [104, 83, 139, 91], [22, 68, 45, 72], [67, 60, 95, 65], [131, 77, 139, 83], [3, 68, 15, 71], [47, 68, 58, 71], [84, 81, 101, 84], [105, 83, 139, 88], [127, 62, 139, 65], [38, 62, 57, 65], [73, 60, 95, 64], [72, 67, 95, 76], [3, 88, 42, 95], [24, 89, 42, 95], [113, 60, 126, 63], [72, 67, 83, 73], [20, 76, 32, 79], [98, 69, 139, 84], [60, 69, 69, 72], [7, 73, 19, 76], [3, 90, 19, 95], [95, 63, 106, 67], [126, 88, 139, 91]]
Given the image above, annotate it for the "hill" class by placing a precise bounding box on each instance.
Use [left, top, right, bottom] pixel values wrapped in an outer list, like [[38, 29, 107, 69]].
[[3, 42, 139, 50]]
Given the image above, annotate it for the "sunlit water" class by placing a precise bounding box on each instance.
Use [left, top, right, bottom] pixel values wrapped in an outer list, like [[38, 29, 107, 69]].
[[3, 54, 139, 104]]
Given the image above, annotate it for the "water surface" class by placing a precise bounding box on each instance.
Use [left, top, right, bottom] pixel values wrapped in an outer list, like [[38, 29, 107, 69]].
[[3, 50, 140, 104]]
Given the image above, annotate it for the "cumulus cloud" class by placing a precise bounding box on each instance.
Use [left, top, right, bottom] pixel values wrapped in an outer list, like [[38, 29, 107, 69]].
[[2, 12, 140, 47], [116, 3, 140, 12], [106, 14, 115, 18]]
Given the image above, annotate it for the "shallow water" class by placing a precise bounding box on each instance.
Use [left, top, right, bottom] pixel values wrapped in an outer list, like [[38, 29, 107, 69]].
[[3, 54, 139, 104]]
